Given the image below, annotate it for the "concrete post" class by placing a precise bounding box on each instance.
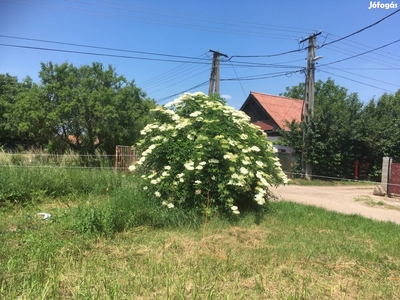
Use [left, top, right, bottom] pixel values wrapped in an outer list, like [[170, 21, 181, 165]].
[[381, 157, 391, 193]]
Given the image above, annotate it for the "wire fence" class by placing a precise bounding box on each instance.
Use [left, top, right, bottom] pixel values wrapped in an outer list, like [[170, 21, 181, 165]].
[[287, 172, 380, 185], [0, 152, 139, 170], [2, 152, 400, 191]]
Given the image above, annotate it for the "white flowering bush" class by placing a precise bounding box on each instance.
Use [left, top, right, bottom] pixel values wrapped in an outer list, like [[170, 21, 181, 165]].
[[130, 92, 288, 215]]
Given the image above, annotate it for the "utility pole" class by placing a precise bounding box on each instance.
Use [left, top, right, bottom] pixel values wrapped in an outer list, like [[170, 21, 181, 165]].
[[208, 50, 228, 96], [300, 31, 322, 180]]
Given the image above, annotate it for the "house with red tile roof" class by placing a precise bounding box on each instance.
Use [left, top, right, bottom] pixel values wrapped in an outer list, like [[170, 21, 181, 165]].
[[240, 92, 303, 152], [240, 92, 303, 172]]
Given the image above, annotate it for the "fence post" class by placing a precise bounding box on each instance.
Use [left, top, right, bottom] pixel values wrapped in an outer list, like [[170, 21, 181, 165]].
[[381, 157, 391, 194], [115, 145, 119, 170]]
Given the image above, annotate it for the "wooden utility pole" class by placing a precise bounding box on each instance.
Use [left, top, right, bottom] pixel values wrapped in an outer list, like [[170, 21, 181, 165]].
[[208, 50, 228, 96], [301, 31, 322, 180]]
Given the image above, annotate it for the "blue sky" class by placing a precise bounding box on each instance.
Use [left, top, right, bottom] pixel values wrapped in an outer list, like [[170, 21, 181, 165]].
[[0, 0, 399, 109]]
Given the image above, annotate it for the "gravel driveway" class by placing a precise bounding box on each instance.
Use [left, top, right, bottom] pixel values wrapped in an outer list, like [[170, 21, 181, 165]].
[[273, 184, 400, 225]]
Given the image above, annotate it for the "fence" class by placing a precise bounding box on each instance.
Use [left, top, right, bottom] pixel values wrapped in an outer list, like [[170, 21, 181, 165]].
[[0, 152, 116, 168], [1, 147, 299, 175], [115, 145, 140, 171], [381, 157, 400, 197], [0, 149, 137, 170], [276, 152, 298, 179]]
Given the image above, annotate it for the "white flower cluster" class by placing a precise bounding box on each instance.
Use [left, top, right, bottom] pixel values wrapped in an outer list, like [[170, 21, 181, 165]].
[[230, 205, 240, 215], [132, 92, 288, 214], [189, 111, 202, 117], [162, 201, 175, 209]]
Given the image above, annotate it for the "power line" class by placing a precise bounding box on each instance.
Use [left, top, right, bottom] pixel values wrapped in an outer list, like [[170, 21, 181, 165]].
[[322, 45, 400, 69], [323, 32, 400, 61], [221, 70, 303, 81], [324, 67, 400, 70], [147, 68, 210, 95], [319, 8, 400, 48], [222, 60, 304, 68], [2, 0, 310, 40], [320, 38, 400, 67], [156, 81, 209, 103], [99, 0, 315, 34], [143, 65, 210, 91], [320, 66, 399, 88], [0, 34, 210, 62], [0, 34, 214, 92], [229, 48, 306, 59], [0, 43, 211, 64], [319, 69, 396, 93], [228, 61, 247, 98], [139, 53, 209, 88], [0, 36, 306, 69]]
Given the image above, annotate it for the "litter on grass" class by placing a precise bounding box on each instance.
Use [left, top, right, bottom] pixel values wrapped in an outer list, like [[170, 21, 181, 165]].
[[37, 212, 51, 220]]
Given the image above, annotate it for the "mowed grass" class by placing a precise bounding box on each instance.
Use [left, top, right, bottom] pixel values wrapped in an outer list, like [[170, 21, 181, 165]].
[[1, 193, 400, 299]]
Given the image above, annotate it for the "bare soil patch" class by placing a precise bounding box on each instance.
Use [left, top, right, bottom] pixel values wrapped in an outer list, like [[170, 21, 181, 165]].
[[273, 185, 400, 224]]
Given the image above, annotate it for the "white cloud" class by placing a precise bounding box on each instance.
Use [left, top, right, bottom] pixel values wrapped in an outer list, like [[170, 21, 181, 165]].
[[221, 94, 232, 100]]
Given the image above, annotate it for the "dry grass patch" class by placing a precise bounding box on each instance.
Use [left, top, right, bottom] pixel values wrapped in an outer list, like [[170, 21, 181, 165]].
[[1, 201, 400, 299], [354, 195, 400, 212]]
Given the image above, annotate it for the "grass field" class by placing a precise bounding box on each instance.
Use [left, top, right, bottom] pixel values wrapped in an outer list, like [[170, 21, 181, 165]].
[[1, 194, 399, 299], [0, 160, 399, 299]]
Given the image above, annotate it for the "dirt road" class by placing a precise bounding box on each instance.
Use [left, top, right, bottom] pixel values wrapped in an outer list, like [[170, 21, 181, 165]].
[[273, 184, 400, 225]]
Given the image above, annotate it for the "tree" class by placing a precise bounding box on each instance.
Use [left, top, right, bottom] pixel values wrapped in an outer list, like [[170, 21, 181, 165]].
[[0, 74, 39, 149], [4, 77, 54, 149], [0, 74, 20, 146], [279, 78, 364, 179], [131, 92, 288, 215], [358, 90, 400, 179], [8, 62, 155, 154]]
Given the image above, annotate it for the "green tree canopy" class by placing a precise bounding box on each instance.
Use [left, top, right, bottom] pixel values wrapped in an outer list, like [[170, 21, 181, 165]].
[[3, 62, 155, 154], [279, 78, 364, 179], [0, 74, 38, 148], [0, 74, 21, 146], [357, 90, 400, 178]]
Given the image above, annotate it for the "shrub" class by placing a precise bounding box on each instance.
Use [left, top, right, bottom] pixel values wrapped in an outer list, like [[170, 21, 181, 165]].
[[130, 92, 288, 216]]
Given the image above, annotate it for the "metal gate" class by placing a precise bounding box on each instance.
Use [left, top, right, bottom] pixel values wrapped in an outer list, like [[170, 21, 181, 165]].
[[276, 152, 296, 179], [389, 162, 400, 196], [115, 145, 138, 170]]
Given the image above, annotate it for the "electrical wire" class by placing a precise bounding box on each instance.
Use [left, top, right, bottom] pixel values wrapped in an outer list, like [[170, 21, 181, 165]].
[[147, 68, 210, 95], [321, 45, 400, 69], [143, 65, 210, 92], [156, 81, 209, 103], [229, 61, 247, 98], [221, 69, 303, 81], [0, 34, 211, 62], [1, 0, 310, 40], [222, 60, 304, 68], [319, 38, 400, 67], [139, 53, 209, 88], [319, 8, 400, 48], [229, 48, 306, 59], [318, 69, 396, 93], [0, 37, 305, 69], [320, 66, 399, 88], [324, 67, 400, 70], [98, 0, 316, 34], [323, 32, 400, 61], [0, 43, 211, 64]]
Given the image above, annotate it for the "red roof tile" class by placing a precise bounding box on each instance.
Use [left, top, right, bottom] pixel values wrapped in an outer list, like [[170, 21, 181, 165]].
[[250, 92, 303, 130], [252, 121, 274, 131]]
